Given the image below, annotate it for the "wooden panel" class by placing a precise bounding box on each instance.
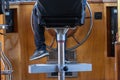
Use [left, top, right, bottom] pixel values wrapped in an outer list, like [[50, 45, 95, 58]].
[[15, 4, 35, 80], [116, 1, 120, 79], [0, 14, 5, 80], [4, 33, 21, 80], [103, 3, 116, 80], [29, 3, 106, 80], [0, 15, 3, 23], [0, 15, 4, 45], [76, 3, 105, 80], [115, 43, 120, 80], [5, 2, 117, 80], [105, 58, 115, 80]]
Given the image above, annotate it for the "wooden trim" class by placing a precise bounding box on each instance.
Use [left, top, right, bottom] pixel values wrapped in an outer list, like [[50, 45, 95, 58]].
[[0, 14, 5, 80], [10, 1, 35, 5], [0, 15, 4, 24], [118, 0, 120, 42]]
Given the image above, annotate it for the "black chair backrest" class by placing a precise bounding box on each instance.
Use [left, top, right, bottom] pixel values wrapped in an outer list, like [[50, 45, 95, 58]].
[[37, 0, 87, 28]]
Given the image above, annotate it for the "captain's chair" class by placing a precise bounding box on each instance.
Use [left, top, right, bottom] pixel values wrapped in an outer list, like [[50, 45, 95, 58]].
[[32, 0, 93, 51], [29, 1, 92, 80], [36, 0, 86, 28]]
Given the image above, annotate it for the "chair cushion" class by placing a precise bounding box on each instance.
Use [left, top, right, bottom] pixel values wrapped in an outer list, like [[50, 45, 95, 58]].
[[37, 0, 86, 27]]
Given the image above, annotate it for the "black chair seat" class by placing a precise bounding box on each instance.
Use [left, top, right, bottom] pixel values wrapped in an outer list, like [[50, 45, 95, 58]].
[[43, 16, 81, 28], [37, 0, 86, 28]]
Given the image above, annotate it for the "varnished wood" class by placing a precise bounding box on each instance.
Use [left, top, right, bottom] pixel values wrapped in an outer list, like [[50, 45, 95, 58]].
[[0, 14, 5, 80], [10, 3, 35, 80], [103, 3, 117, 80], [0, 15, 4, 47], [115, 43, 120, 80], [115, 0, 120, 80], [29, 3, 116, 80], [105, 58, 115, 80], [4, 33, 21, 80], [1, 2, 118, 80], [0, 15, 4, 24]]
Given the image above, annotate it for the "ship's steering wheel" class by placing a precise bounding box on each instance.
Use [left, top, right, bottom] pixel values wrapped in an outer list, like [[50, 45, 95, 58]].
[[45, 2, 93, 51], [31, 2, 93, 51], [0, 0, 9, 14]]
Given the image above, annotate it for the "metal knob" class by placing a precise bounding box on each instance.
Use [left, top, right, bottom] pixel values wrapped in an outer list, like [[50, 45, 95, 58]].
[[63, 66, 68, 71]]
